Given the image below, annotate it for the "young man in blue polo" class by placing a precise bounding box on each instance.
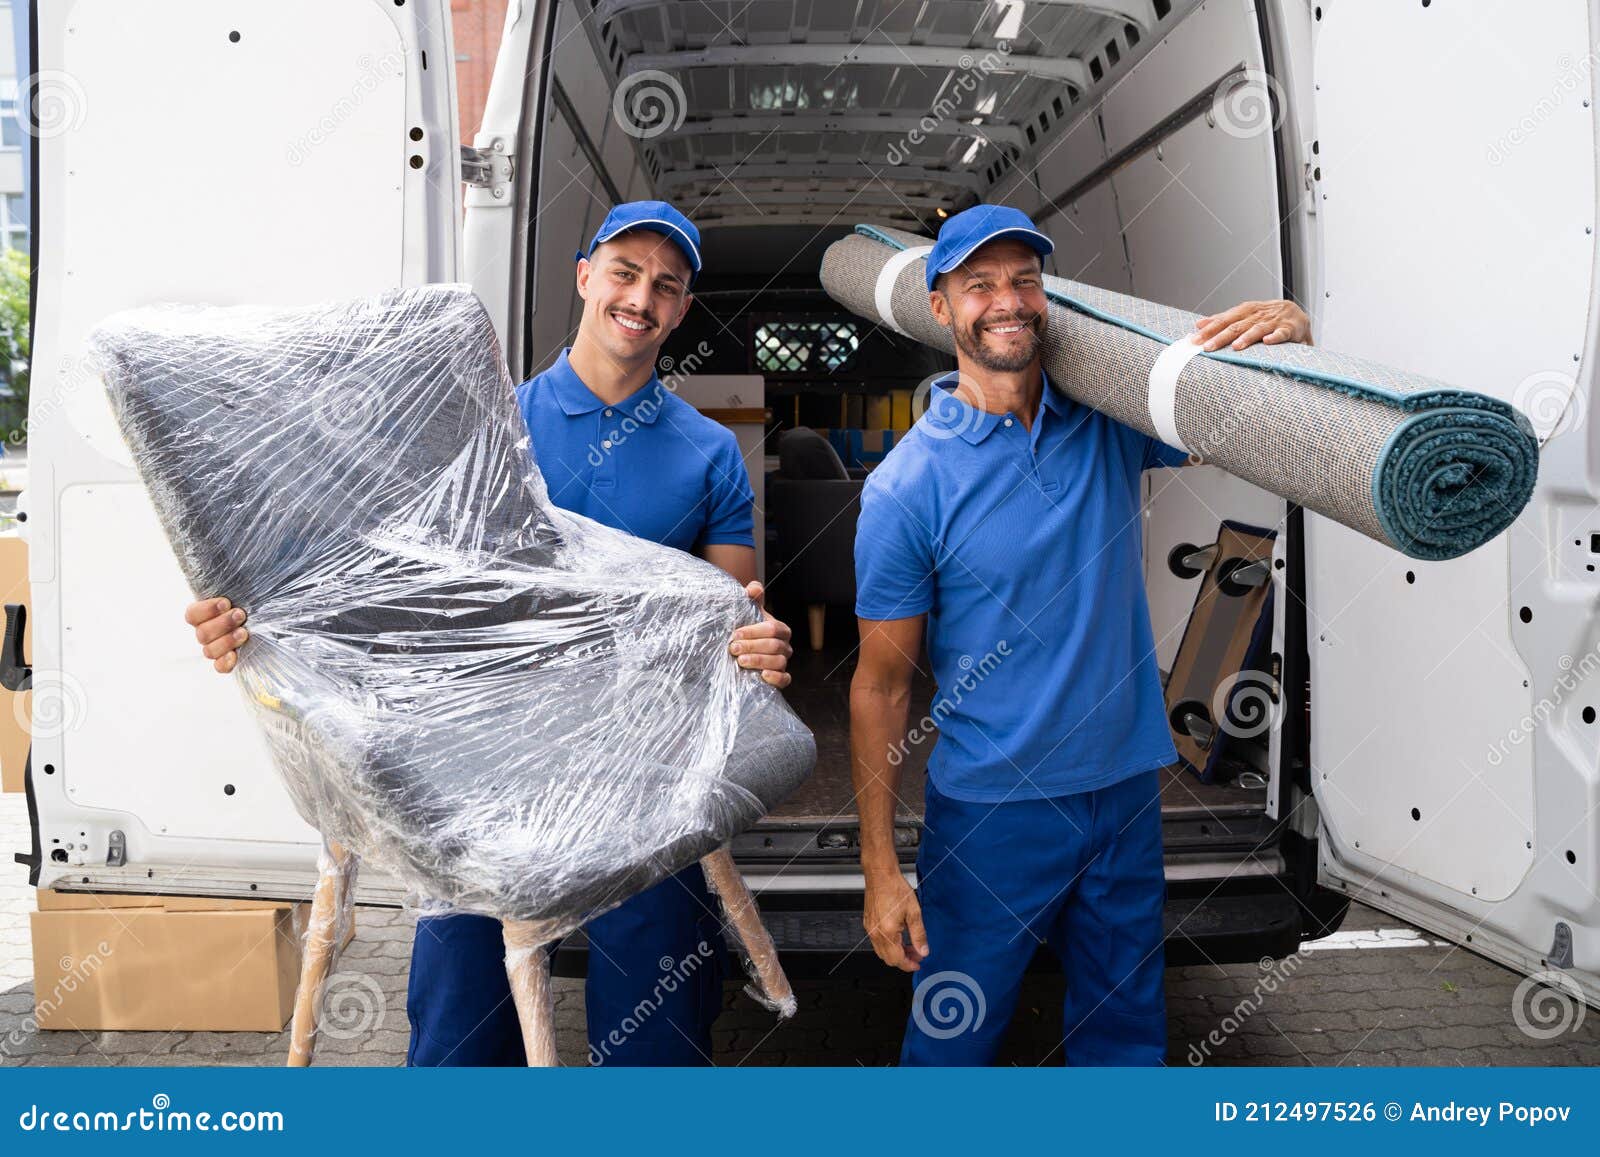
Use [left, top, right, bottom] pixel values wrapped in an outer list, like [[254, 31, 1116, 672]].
[[849, 203, 1310, 1065], [185, 201, 796, 1066]]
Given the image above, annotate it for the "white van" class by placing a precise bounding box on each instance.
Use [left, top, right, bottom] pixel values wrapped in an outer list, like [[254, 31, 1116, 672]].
[[12, 0, 1597, 1004]]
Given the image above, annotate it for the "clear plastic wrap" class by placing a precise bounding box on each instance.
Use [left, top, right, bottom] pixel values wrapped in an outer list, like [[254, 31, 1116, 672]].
[[286, 839, 358, 1065], [89, 284, 816, 960]]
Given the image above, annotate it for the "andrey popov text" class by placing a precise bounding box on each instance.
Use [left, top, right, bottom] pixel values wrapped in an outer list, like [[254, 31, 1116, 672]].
[[1214, 1102, 1574, 1126]]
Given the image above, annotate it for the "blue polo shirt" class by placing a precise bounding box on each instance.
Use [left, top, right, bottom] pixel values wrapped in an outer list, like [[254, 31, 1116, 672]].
[[513, 349, 754, 552], [854, 373, 1188, 803]]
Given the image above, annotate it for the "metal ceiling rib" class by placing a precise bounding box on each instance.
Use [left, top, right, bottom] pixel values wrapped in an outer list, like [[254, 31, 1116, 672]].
[[659, 161, 987, 193], [623, 44, 1091, 87], [661, 112, 1028, 149], [577, 0, 1186, 229], [690, 189, 951, 210], [591, 0, 1161, 37]]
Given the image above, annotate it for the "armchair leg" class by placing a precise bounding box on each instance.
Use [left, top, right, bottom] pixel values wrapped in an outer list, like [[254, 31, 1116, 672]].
[[502, 921, 559, 1066], [286, 840, 356, 1067], [701, 847, 796, 1018], [807, 604, 825, 652]]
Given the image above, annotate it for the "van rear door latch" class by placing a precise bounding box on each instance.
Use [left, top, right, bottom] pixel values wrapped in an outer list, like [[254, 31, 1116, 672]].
[[0, 603, 30, 692]]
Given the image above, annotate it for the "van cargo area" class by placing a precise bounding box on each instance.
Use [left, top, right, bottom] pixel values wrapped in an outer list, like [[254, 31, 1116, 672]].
[[526, 0, 1322, 975]]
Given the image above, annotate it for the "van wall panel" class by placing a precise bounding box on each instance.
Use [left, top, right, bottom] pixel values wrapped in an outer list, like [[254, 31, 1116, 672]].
[[1309, 1, 1597, 909], [529, 1, 650, 370], [1111, 115, 1281, 315]]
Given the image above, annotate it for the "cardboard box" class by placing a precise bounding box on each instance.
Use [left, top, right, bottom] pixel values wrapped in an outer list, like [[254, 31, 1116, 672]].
[[889, 389, 914, 430], [28, 890, 357, 1031], [29, 904, 303, 1032], [36, 888, 294, 913], [0, 534, 27, 794]]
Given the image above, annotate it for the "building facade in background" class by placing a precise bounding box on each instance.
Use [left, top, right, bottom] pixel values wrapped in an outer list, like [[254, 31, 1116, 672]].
[[452, 0, 511, 143], [0, 2, 26, 253]]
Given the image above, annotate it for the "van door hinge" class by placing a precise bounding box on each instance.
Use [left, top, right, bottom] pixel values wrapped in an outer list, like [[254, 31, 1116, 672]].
[[461, 144, 514, 197]]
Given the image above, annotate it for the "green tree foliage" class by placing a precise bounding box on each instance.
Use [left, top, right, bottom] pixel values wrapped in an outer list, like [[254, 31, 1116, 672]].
[[0, 247, 28, 445]]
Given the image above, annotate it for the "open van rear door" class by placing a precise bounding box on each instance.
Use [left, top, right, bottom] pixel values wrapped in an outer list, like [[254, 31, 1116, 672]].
[[16, 0, 461, 904], [1306, 3, 1599, 1007]]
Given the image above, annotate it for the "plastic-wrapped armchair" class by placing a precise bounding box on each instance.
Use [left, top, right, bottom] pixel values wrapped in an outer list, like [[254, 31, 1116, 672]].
[[90, 285, 816, 1066]]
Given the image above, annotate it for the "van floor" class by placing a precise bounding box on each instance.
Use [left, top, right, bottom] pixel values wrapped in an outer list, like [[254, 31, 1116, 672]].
[[769, 624, 1266, 825]]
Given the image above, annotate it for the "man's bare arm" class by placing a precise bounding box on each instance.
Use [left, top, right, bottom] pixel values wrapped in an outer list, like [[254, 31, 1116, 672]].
[[850, 614, 928, 971]]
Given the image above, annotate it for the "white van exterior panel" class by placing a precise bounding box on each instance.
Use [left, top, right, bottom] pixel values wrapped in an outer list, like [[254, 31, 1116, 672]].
[[1309, 0, 1597, 985], [58, 483, 314, 844], [26, 0, 460, 890]]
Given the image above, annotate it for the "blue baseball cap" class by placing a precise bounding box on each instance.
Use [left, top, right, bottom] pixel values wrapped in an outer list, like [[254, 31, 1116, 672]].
[[578, 200, 702, 284], [926, 203, 1054, 291]]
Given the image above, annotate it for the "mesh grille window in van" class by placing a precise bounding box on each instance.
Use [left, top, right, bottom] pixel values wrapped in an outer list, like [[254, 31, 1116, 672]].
[[754, 321, 861, 375]]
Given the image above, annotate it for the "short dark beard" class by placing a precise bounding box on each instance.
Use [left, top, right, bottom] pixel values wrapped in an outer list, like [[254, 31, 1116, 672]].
[[948, 304, 1046, 373]]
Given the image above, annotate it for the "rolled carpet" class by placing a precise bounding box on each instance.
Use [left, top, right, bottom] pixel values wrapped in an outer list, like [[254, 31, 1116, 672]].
[[820, 224, 1538, 561]]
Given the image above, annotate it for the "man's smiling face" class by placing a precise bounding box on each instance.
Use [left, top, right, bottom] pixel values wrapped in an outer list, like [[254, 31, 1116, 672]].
[[931, 238, 1048, 374], [575, 229, 694, 367]]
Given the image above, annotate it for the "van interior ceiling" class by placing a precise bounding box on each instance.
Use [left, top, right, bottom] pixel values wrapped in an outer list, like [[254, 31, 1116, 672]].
[[522, 0, 1295, 854]]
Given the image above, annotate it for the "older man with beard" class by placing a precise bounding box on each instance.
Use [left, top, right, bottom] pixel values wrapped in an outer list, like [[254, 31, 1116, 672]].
[[848, 204, 1311, 1065]]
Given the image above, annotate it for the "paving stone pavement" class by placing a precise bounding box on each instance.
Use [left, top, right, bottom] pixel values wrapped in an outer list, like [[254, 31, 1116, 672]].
[[2, 795, 1596, 1067]]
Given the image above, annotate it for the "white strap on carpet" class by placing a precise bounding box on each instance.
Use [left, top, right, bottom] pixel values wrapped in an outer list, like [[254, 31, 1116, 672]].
[[874, 245, 933, 334], [1147, 333, 1204, 454]]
